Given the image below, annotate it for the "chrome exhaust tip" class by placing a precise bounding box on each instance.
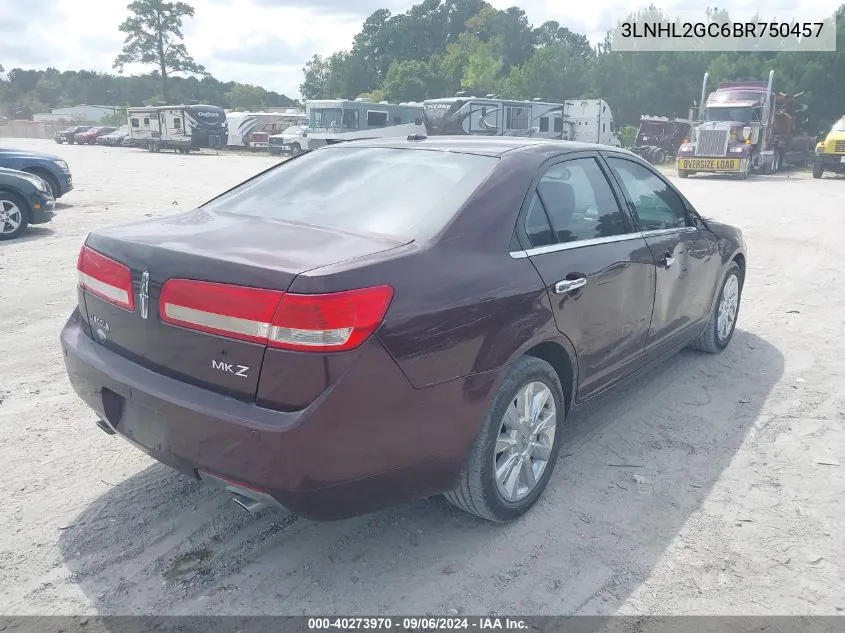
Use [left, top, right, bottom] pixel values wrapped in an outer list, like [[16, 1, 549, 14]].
[[231, 493, 267, 515]]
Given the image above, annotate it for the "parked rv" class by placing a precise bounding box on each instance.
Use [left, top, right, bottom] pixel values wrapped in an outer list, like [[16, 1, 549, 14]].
[[304, 99, 425, 149], [127, 105, 228, 153], [422, 96, 620, 146], [268, 126, 309, 156], [226, 111, 307, 149]]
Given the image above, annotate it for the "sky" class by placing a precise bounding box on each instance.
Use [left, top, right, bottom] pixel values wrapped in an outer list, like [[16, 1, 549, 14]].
[[0, 0, 840, 100]]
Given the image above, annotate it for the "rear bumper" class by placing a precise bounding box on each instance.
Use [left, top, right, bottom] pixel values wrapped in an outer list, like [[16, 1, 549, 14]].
[[60, 310, 498, 520]]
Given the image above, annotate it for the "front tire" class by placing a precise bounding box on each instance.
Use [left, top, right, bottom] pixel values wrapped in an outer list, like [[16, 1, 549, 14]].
[[678, 169, 689, 178], [445, 356, 565, 522], [0, 192, 30, 240], [690, 261, 743, 353], [813, 164, 824, 179]]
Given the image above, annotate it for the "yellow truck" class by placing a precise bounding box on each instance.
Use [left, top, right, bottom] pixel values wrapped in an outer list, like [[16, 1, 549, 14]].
[[813, 116, 845, 178]]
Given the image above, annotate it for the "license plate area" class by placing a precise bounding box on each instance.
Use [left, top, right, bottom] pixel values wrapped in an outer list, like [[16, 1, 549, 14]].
[[119, 398, 169, 454]]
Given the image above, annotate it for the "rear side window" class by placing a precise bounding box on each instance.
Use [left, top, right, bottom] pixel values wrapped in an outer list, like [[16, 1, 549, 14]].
[[526, 157, 630, 245], [606, 157, 689, 231], [367, 111, 388, 127], [202, 147, 499, 240]]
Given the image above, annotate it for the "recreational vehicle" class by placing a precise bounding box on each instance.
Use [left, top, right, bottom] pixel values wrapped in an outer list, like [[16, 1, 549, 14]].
[[127, 104, 228, 153], [304, 99, 425, 148], [422, 96, 620, 146], [225, 110, 307, 149]]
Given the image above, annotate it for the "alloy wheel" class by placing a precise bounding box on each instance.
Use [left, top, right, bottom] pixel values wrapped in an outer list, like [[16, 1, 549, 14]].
[[717, 274, 740, 343], [494, 381, 557, 503], [0, 200, 23, 235]]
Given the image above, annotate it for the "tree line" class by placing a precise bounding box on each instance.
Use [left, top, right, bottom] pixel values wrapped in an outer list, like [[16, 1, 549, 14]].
[[300, 0, 845, 132], [2, 0, 844, 132]]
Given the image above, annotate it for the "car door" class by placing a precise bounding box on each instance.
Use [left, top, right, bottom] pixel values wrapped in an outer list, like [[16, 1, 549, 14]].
[[603, 155, 722, 360], [515, 154, 656, 401]]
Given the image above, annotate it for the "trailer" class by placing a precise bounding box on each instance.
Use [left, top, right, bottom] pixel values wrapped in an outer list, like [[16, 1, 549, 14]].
[[225, 110, 307, 149], [127, 105, 227, 153], [422, 95, 621, 146], [625, 115, 692, 165], [676, 70, 815, 178]]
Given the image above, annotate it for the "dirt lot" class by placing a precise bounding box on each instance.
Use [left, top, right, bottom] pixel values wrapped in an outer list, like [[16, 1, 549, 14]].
[[1, 139, 843, 616]]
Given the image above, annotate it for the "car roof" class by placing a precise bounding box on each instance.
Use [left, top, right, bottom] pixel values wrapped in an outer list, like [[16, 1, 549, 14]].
[[333, 135, 632, 158]]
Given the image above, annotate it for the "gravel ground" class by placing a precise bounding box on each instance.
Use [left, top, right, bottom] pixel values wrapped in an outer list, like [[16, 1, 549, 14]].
[[0, 139, 843, 616]]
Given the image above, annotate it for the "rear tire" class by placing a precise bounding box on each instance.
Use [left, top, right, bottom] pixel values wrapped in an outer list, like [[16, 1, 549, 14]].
[[690, 261, 743, 354], [0, 191, 30, 240], [444, 356, 565, 522], [813, 164, 824, 179]]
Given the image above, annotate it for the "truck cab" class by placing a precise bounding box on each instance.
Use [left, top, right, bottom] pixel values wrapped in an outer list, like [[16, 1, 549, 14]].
[[677, 70, 813, 179], [813, 116, 845, 178]]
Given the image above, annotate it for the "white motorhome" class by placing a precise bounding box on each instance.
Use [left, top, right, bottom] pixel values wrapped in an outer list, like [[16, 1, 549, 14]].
[[127, 104, 228, 153], [304, 99, 425, 149], [422, 96, 620, 146], [225, 110, 307, 149]]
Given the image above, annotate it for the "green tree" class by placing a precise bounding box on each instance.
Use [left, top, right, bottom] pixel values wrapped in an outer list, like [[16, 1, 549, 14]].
[[300, 54, 329, 99], [224, 84, 269, 110], [383, 60, 440, 102], [500, 42, 590, 103], [113, 0, 207, 101]]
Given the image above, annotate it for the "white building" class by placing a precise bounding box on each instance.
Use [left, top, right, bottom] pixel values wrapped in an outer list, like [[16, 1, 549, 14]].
[[47, 105, 118, 123]]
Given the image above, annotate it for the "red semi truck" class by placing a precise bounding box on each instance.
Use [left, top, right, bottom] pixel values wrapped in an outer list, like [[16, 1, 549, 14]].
[[676, 70, 815, 179]]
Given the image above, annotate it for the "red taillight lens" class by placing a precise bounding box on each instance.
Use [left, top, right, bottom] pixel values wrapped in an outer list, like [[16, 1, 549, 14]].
[[77, 246, 135, 311], [160, 279, 285, 344], [269, 285, 394, 352], [159, 280, 393, 352]]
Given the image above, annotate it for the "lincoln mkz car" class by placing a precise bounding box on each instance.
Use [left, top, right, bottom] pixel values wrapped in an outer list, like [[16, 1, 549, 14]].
[[61, 137, 746, 522]]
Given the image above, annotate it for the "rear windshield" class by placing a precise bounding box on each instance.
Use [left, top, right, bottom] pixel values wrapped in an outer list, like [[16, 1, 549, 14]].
[[201, 146, 499, 240]]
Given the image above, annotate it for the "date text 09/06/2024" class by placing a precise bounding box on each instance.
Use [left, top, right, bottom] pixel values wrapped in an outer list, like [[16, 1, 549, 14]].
[[307, 617, 528, 630], [620, 21, 826, 38]]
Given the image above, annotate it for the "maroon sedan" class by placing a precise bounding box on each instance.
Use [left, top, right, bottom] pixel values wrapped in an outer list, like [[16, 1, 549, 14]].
[[73, 126, 117, 145], [61, 137, 746, 522]]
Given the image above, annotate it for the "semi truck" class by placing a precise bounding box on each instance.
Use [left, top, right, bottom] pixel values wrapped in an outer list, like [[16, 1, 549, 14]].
[[626, 115, 692, 165], [676, 70, 815, 178]]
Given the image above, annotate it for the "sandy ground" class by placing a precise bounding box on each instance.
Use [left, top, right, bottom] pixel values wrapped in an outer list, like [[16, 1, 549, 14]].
[[0, 139, 843, 617]]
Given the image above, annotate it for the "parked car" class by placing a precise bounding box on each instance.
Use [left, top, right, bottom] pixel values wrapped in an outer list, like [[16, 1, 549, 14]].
[[55, 126, 92, 144], [61, 137, 746, 523], [268, 126, 309, 156], [0, 167, 55, 240], [73, 126, 117, 145], [0, 147, 73, 198], [96, 125, 130, 147]]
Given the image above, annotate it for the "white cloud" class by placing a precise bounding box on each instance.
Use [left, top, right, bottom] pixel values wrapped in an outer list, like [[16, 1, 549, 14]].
[[0, 0, 840, 99]]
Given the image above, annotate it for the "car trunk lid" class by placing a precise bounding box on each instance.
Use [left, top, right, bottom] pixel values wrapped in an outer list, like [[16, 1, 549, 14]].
[[77, 208, 409, 400]]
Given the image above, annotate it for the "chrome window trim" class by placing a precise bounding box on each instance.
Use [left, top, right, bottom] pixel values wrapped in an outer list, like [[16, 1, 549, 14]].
[[509, 226, 698, 259]]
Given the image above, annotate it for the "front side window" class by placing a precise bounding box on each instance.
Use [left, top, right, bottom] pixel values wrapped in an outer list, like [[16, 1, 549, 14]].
[[309, 108, 342, 128], [201, 147, 499, 241], [526, 157, 630, 245], [173, 118, 182, 129], [606, 157, 689, 231], [131, 118, 139, 127]]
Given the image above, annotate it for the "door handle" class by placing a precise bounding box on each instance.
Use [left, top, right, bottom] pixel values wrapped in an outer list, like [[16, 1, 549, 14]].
[[554, 277, 587, 294], [662, 252, 676, 268]]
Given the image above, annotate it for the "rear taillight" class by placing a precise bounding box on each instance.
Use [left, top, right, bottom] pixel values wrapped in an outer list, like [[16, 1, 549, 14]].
[[159, 280, 393, 352], [77, 246, 135, 311]]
